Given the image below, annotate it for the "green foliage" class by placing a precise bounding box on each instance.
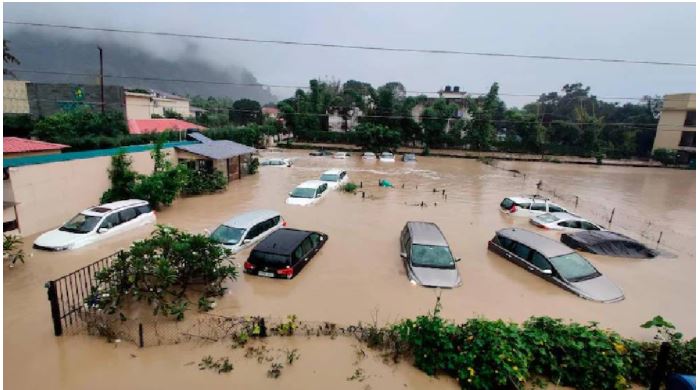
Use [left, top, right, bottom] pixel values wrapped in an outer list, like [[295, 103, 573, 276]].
[[275, 315, 298, 336], [31, 107, 128, 144], [132, 164, 188, 210], [421, 99, 459, 148], [182, 169, 228, 196], [353, 123, 401, 153], [3, 114, 34, 138], [652, 148, 678, 166], [205, 125, 263, 147], [199, 356, 234, 373], [3, 235, 25, 266], [247, 157, 260, 175], [341, 182, 359, 193], [101, 150, 137, 204], [231, 98, 262, 125], [163, 108, 183, 120], [87, 225, 237, 321]]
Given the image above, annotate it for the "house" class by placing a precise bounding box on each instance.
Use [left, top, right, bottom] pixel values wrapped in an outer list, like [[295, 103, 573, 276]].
[[411, 85, 470, 134], [127, 119, 206, 135], [652, 93, 696, 164], [189, 106, 207, 120], [176, 133, 256, 182], [125, 89, 191, 120], [2, 82, 126, 118], [3, 137, 69, 159], [328, 107, 363, 132], [262, 106, 280, 119]]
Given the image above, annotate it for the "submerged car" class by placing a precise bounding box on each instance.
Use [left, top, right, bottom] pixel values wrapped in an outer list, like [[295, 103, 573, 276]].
[[379, 152, 395, 162], [333, 151, 350, 159], [209, 209, 285, 254], [33, 199, 155, 251], [260, 158, 292, 167], [488, 228, 624, 303], [319, 169, 349, 189], [499, 195, 568, 217], [362, 152, 377, 160], [286, 180, 330, 206], [402, 153, 417, 162], [561, 230, 658, 259], [400, 221, 462, 288], [309, 150, 333, 157], [244, 228, 328, 279], [530, 212, 603, 232]]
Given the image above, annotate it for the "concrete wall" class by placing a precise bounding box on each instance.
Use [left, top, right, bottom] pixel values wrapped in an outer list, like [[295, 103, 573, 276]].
[[125, 94, 153, 119], [3, 80, 30, 114], [26, 83, 125, 118], [7, 148, 177, 237], [653, 93, 696, 151]]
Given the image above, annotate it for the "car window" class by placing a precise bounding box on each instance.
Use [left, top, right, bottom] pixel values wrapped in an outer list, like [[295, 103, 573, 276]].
[[517, 202, 532, 209], [580, 221, 599, 230], [548, 204, 565, 212], [309, 233, 321, 247], [293, 246, 304, 263], [272, 216, 281, 226], [497, 236, 513, 250], [569, 221, 582, 229], [301, 237, 313, 255], [500, 198, 514, 209], [530, 252, 552, 271], [119, 207, 138, 223], [137, 205, 152, 214], [558, 221, 572, 228], [246, 224, 262, 240], [512, 243, 532, 260], [100, 213, 121, 230], [530, 203, 547, 211]]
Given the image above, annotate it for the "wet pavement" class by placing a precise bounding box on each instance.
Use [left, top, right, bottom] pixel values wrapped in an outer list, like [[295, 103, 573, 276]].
[[4, 150, 695, 389]]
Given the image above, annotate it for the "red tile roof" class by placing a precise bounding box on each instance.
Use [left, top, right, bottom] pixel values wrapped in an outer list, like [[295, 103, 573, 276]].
[[3, 137, 69, 154], [127, 119, 206, 135]]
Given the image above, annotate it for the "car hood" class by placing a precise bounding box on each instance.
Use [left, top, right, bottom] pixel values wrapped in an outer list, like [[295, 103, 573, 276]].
[[410, 266, 461, 288], [286, 197, 316, 206], [34, 229, 86, 249], [569, 274, 624, 303]]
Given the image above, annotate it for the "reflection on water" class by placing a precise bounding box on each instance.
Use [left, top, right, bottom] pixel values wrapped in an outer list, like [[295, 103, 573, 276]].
[[5, 150, 695, 389]]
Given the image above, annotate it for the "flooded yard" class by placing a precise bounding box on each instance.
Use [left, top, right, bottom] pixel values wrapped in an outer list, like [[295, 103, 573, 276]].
[[4, 150, 695, 389]]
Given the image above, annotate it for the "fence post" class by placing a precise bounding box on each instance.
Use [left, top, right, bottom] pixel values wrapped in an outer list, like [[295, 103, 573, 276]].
[[608, 208, 616, 225], [649, 342, 671, 390], [575, 196, 579, 209], [138, 323, 144, 348], [46, 281, 63, 336]]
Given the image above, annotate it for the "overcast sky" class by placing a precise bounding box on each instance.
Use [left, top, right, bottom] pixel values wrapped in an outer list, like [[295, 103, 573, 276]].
[[4, 2, 696, 106]]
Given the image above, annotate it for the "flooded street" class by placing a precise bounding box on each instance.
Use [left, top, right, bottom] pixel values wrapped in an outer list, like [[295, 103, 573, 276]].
[[4, 150, 695, 389]]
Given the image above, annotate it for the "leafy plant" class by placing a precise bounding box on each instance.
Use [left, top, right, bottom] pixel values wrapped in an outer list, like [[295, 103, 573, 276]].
[[267, 362, 283, 378], [275, 315, 298, 336], [3, 235, 25, 266], [341, 182, 359, 193], [247, 157, 260, 175], [198, 355, 233, 374], [182, 169, 228, 196], [101, 150, 137, 204], [86, 225, 236, 321]]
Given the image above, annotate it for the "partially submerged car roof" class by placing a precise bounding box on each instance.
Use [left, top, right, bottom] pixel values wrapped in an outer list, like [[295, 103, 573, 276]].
[[222, 209, 280, 229], [536, 212, 582, 221], [561, 230, 658, 258], [253, 228, 313, 255], [83, 199, 149, 216], [407, 221, 448, 246], [297, 180, 325, 189], [322, 169, 344, 175], [496, 228, 573, 258]]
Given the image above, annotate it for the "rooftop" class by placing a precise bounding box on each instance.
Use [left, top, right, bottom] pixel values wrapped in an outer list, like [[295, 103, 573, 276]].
[[127, 119, 206, 135], [221, 209, 280, 229], [176, 139, 256, 160], [3, 137, 69, 154], [407, 221, 448, 246]]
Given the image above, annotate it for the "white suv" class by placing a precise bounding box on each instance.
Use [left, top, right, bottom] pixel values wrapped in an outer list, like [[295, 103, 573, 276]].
[[286, 180, 329, 206], [499, 195, 568, 217], [319, 169, 349, 189], [33, 199, 156, 251], [209, 209, 285, 254]]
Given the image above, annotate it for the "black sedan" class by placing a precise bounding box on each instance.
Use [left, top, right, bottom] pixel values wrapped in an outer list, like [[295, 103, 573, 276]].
[[244, 228, 328, 279]]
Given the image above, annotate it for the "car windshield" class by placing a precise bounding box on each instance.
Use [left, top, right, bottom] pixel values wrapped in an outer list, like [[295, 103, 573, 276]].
[[59, 213, 102, 234], [320, 173, 339, 182], [411, 244, 455, 268], [381, 153, 393, 157], [363, 153, 374, 156], [290, 187, 317, 198], [549, 252, 600, 282], [210, 225, 246, 245], [536, 213, 560, 223]]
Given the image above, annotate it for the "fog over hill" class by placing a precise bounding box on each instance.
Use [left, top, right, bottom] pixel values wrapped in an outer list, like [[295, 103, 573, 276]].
[[4, 29, 277, 104]]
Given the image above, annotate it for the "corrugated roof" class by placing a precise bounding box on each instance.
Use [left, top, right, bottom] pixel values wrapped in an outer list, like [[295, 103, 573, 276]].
[[127, 119, 206, 135], [176, 140, 256, 160], [187, 132, 212, 143], [3, 137, 69, 153]]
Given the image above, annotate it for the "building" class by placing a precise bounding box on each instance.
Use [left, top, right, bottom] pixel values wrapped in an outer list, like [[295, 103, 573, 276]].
[[3, 137, 69, 159], [127, 119, 206, 135], [411, 85, 470, 134], [3, 80, 30, 114], [653, 93, 696, 164], [25, 82, 126, 118], [125, 89, 191, 120], [262, 106, 280, 119], [328, 107, 363, 132], [176, 132, 256, 182]]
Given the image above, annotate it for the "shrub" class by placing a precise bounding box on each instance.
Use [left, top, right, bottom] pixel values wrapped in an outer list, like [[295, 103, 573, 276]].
[[3, 235, 25, 266], [652, 148, 678, 166], [182, 169, 228, 195], [341, 182, 359, 193], [87, 225, 237, 321], [101, 150, 137, 204], [247, 157, 260, 175]]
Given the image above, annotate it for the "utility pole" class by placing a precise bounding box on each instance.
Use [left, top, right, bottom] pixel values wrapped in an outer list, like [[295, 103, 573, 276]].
[[98, 46, 105, 114]]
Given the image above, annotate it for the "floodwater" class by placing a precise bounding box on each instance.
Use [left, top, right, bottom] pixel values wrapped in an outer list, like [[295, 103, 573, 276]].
[[4, 150, 695, 389]]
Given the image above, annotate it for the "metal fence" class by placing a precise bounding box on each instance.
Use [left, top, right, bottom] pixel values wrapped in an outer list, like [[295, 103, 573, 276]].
[[45, 251, 122, 336]]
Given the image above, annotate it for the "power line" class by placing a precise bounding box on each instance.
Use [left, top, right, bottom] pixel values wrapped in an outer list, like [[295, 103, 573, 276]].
[[3, 96, 666, 129], [6, 68, 682, 102], [4, 21, 695, 67]]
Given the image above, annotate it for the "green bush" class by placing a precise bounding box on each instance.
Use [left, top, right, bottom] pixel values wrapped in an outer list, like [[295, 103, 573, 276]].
[[341, 182, 359, 193], [652, 148, 678, 166], [101, 150, 137, 204], [182, 169, 228, 195], [247, 157, 260, 175], [88, 225, 237, 321]]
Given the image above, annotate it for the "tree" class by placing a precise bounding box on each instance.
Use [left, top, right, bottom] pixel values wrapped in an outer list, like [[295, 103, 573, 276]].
[[354, 123, 401, 153], [32, 107, 128, 144], [163, 108, 184, 120], [3, 40, 20, 78], [421, 99, 458, 149], [230, 99, 262, 125], [101, 150, 138, 203]]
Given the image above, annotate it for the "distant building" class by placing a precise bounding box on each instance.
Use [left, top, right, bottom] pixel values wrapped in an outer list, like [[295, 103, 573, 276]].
[[411, 85, 470, 133], [3, 137, 69, 159], [328, 107, 363, 132], [11, 82, 126, 118], [125, 89, 191, 120], [653, 93, 696, 163], [3, 80, 30, 114], [177, 132, 256, 182], [189, 106, 207, 120], [262, 106, 280, 119], [127, 119, 206, 135]]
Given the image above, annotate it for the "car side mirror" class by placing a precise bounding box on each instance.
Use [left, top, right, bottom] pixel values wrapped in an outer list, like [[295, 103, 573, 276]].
[[243, 239, 251, 244], [98, 227, 108, 234], [203, 228, 210, 235], [400, 252, 407, 259], [542, 269, 553, 275], [288, 192, 292, 196]]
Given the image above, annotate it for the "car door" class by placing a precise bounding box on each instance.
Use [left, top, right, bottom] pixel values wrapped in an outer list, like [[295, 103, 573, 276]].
[[529, 202, 547, 216], [510, 242, 533, 268], [529, 251, 555, 277], [96, 212, 121, 241], [118, 207, 139, 232]]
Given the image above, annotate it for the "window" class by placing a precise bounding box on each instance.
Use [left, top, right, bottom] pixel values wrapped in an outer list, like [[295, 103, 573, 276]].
[[530, 252, 552, 271], [196, 159, 214, 173], [548, 204, 565, 213], [301, 237, 313, 256], [497, 236, 514, 250], [292, 246, 304, 264], [580, 221, 600, 231], [100, 213, 121, 230], [59, 213, 102, 234], [512, 243, 532, 260], [549, 252, 599, 281], [210, 225, 245, 245], [272, 216, 281, 226], [119, 207, 138, 223], [530, 203, 547, 212], [679, 131, 696, 147], [410, 244, 455, 268], [684, 110, 695, 127], [137, 205, 152, 215], [246, 224, 262, 240]]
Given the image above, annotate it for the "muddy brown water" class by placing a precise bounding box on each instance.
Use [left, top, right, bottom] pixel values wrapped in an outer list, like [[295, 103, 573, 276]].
[[4, 150, 695, 389]]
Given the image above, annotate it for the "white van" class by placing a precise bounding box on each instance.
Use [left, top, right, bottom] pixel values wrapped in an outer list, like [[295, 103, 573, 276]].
[[209, 209, 285, 254], [319, 169, 349, 189], [286, 180, 329, 206], [33, 199, 155, 251]]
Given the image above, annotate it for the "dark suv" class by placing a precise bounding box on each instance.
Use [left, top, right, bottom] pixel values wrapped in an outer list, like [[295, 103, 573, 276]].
[[244, 228, 328, 279]]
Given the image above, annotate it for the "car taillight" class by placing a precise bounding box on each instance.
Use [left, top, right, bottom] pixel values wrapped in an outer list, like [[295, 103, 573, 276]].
[[282, 219, 287, 227], [244, 261, 255, 271], [509, 205, 517, 213], [276, 267, 294, 278]]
